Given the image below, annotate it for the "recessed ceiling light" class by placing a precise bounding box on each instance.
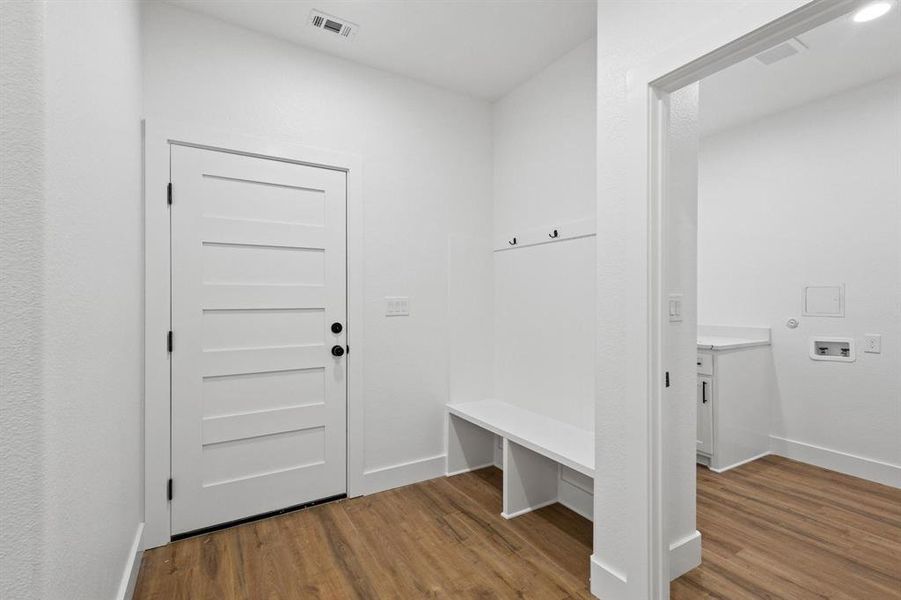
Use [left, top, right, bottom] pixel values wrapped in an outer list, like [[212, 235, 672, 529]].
[[853, 1, 893, 22]]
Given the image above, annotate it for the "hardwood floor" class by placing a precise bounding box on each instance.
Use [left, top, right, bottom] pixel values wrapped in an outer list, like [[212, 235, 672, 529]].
[[135, 456, 901, 599], [672, 456, 901, 600], [135, 468, 593, 599]]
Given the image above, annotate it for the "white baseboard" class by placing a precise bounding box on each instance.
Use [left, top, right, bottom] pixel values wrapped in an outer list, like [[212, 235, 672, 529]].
[[590, 554, 628, 598], [589, 532, 700, 597], [116, 522, 144, 600], [446, 461, 494, 477], [710, 451, 771, 474], [668, 530, 701, 580], [770, 435, 901, 488], [363, 454, 446, 495], [501, 498, 558, 520]]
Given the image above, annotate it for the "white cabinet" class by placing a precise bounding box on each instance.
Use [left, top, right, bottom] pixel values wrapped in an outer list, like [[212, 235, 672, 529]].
[[696, 374, 713, 456], [695, 342, 772, 472]]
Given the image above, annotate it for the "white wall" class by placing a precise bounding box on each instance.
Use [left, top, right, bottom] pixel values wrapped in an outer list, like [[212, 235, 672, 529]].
[[699, 75, 901, 480], [1, 1, 145, 599], [492, 37, 596, 430], [1, 2, 46, 597], [593, 2, 807, 598], [661, 82, 702, 576], [43, 2, 146, 597], [141, 3, 494, 487]]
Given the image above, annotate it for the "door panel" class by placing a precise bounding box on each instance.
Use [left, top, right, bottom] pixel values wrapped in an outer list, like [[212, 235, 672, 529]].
[[201, 173, 326, 225], [171, 145, 347, 535], [202, 369, 325, 418]]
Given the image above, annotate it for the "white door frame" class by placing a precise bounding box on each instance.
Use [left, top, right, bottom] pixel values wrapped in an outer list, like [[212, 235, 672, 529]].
[[143, 120, 364, 549], [596, 0, 863, 597]]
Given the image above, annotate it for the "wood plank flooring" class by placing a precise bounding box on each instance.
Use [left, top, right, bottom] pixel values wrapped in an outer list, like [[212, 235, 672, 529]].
[[135, 468, 593, 599], [135, 456, 901, 599], [672, 456, 901, 600]]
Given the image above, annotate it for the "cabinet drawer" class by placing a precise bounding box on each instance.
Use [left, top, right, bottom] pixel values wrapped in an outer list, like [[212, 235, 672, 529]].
[[696, 353, 713, 375]]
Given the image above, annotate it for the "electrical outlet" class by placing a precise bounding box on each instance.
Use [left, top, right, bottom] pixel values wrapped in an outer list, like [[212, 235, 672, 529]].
[[864, 334, 881, 354], [385, 296, 410, 317]]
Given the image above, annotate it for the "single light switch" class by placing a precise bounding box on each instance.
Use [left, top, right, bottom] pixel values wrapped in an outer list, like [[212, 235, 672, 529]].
[[668, 294, 683, 323], [385, 296, 410, 317]]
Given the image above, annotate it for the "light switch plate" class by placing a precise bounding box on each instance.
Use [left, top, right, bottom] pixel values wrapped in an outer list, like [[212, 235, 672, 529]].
[[864, 334, 881, 354], [385, 296, 410, 316], [667, 294, 683, 323]]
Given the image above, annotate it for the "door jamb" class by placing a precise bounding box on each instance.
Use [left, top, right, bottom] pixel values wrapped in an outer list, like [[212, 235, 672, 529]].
[[143, 120, 365, 549], [597, 0, 863, 597]]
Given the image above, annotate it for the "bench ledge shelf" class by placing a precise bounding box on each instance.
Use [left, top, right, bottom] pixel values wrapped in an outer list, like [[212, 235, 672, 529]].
[[446, 400, 594, 520]]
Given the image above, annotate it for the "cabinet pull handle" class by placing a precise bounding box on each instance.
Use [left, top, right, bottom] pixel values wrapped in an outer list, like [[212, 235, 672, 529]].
[[702, 380, 708, 404]]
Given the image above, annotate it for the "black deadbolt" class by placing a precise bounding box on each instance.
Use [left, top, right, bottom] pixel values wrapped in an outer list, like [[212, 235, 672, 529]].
[[331, 322, 343, 334], [331, 345, 345, 357]]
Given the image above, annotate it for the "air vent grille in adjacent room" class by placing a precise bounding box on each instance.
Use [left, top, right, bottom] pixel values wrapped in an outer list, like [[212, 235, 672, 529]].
[[755, 38, 807, 65], [309, 10, 357, 40]]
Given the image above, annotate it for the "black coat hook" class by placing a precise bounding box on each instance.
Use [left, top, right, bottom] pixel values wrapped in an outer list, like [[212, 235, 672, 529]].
[[508, 237, 517, 246], [549, 229, 559, 239]]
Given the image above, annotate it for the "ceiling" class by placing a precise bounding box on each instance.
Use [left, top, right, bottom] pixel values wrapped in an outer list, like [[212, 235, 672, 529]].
[[165, 0, 597, 100], [701, 5, 901, 136]]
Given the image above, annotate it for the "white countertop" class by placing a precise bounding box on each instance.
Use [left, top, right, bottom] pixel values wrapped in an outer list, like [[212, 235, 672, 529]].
[[697, 325, 771, 350], [697, 335, 771, 350]]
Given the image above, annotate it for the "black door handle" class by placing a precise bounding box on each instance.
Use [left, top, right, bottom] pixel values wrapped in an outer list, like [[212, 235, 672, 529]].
[[331, 322, 343, 334], [702, 380, 708, 404], [331, 345, 345, 358]]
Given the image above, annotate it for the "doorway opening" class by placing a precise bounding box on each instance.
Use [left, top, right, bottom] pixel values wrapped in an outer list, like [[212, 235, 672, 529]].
[[656, 1, 901, 596]]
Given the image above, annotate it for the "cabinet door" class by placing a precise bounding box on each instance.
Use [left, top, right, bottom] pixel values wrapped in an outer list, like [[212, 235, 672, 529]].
[[697, 376, 713, 455]]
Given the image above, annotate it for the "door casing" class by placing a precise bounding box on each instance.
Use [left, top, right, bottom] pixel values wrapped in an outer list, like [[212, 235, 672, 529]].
[[143, 120, 364, 549]]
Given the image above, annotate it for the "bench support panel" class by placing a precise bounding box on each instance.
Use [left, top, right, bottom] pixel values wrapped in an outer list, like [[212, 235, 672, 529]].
[[447, 413, 495, 476], [502, 438, 559, 519]]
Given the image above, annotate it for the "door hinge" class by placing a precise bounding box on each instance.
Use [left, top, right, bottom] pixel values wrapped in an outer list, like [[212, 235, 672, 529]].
[[167, 331, 173, 353], [665, 371, 670, 388], [167, 478, 173, 501], [167, 182, 172, 205]]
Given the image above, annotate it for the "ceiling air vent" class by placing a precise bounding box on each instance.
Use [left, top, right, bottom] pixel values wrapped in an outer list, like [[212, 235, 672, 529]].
[[754, 38, 807, 66], [309, 10, 357, 40]]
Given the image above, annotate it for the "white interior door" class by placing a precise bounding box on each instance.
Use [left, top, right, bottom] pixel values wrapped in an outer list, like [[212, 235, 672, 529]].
[[170, 145, 347, 535]]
